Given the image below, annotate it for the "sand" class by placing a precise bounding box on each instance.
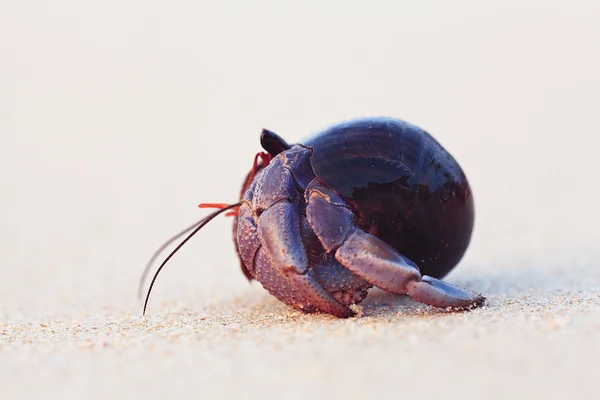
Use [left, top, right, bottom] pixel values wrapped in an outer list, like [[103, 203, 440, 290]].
[[2, 1, 600, 399], [3, 262, 599, 399]]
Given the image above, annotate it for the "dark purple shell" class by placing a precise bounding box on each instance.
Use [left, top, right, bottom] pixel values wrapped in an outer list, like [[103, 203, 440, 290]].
[[300, 117, 474, 279]]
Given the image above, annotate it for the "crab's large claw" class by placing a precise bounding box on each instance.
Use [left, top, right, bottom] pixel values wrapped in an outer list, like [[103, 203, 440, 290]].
[[305, 179, 485, 310], [236, 152, 354, 318]]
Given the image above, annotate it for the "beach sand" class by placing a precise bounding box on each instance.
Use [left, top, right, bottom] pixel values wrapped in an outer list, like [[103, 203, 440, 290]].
[[3, 261, 599, 399], [2, 2, 599, 399]]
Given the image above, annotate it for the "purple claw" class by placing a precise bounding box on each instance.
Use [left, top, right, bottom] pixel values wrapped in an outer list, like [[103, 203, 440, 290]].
[[236, 154, 354, 317], [253, 247, 354, 318], [258, 201, 308, 275]]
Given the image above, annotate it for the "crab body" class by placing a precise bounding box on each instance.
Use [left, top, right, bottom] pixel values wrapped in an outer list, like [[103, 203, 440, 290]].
[[233, 117, 483, 318]]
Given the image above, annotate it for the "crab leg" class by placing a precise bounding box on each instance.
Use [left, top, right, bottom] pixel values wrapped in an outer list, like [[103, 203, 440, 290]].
[[305, 179, 485, 309]]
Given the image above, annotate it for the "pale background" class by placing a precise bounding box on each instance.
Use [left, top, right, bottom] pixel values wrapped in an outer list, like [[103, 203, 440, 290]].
[[1, 1, 599, 399]]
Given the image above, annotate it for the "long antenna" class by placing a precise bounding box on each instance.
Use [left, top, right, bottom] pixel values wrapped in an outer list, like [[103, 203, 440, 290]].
[[138, 218, 208, 299], [142, 202, 242, 315]]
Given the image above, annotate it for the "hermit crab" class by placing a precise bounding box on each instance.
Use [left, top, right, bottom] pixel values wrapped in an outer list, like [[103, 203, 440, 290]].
[[140, 117, 485, 318]]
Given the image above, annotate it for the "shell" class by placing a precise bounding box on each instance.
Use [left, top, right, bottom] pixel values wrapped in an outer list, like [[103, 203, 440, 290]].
[[300, 117, 474, 279]]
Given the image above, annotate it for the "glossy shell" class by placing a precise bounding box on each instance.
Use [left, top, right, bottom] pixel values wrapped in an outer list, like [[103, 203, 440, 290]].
[[300, 117, 474, 279]]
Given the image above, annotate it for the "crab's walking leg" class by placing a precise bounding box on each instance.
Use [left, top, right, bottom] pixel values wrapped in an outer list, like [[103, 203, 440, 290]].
[[305, 180, 485, 309]]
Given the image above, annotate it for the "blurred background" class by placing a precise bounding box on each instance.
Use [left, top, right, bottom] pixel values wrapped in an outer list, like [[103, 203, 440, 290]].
[[1, 0, 599, 325], [3, 1, 600, 399]]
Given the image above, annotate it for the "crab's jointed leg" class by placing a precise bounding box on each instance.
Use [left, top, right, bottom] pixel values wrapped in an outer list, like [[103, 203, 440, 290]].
[[305, 179, 485, 309]]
